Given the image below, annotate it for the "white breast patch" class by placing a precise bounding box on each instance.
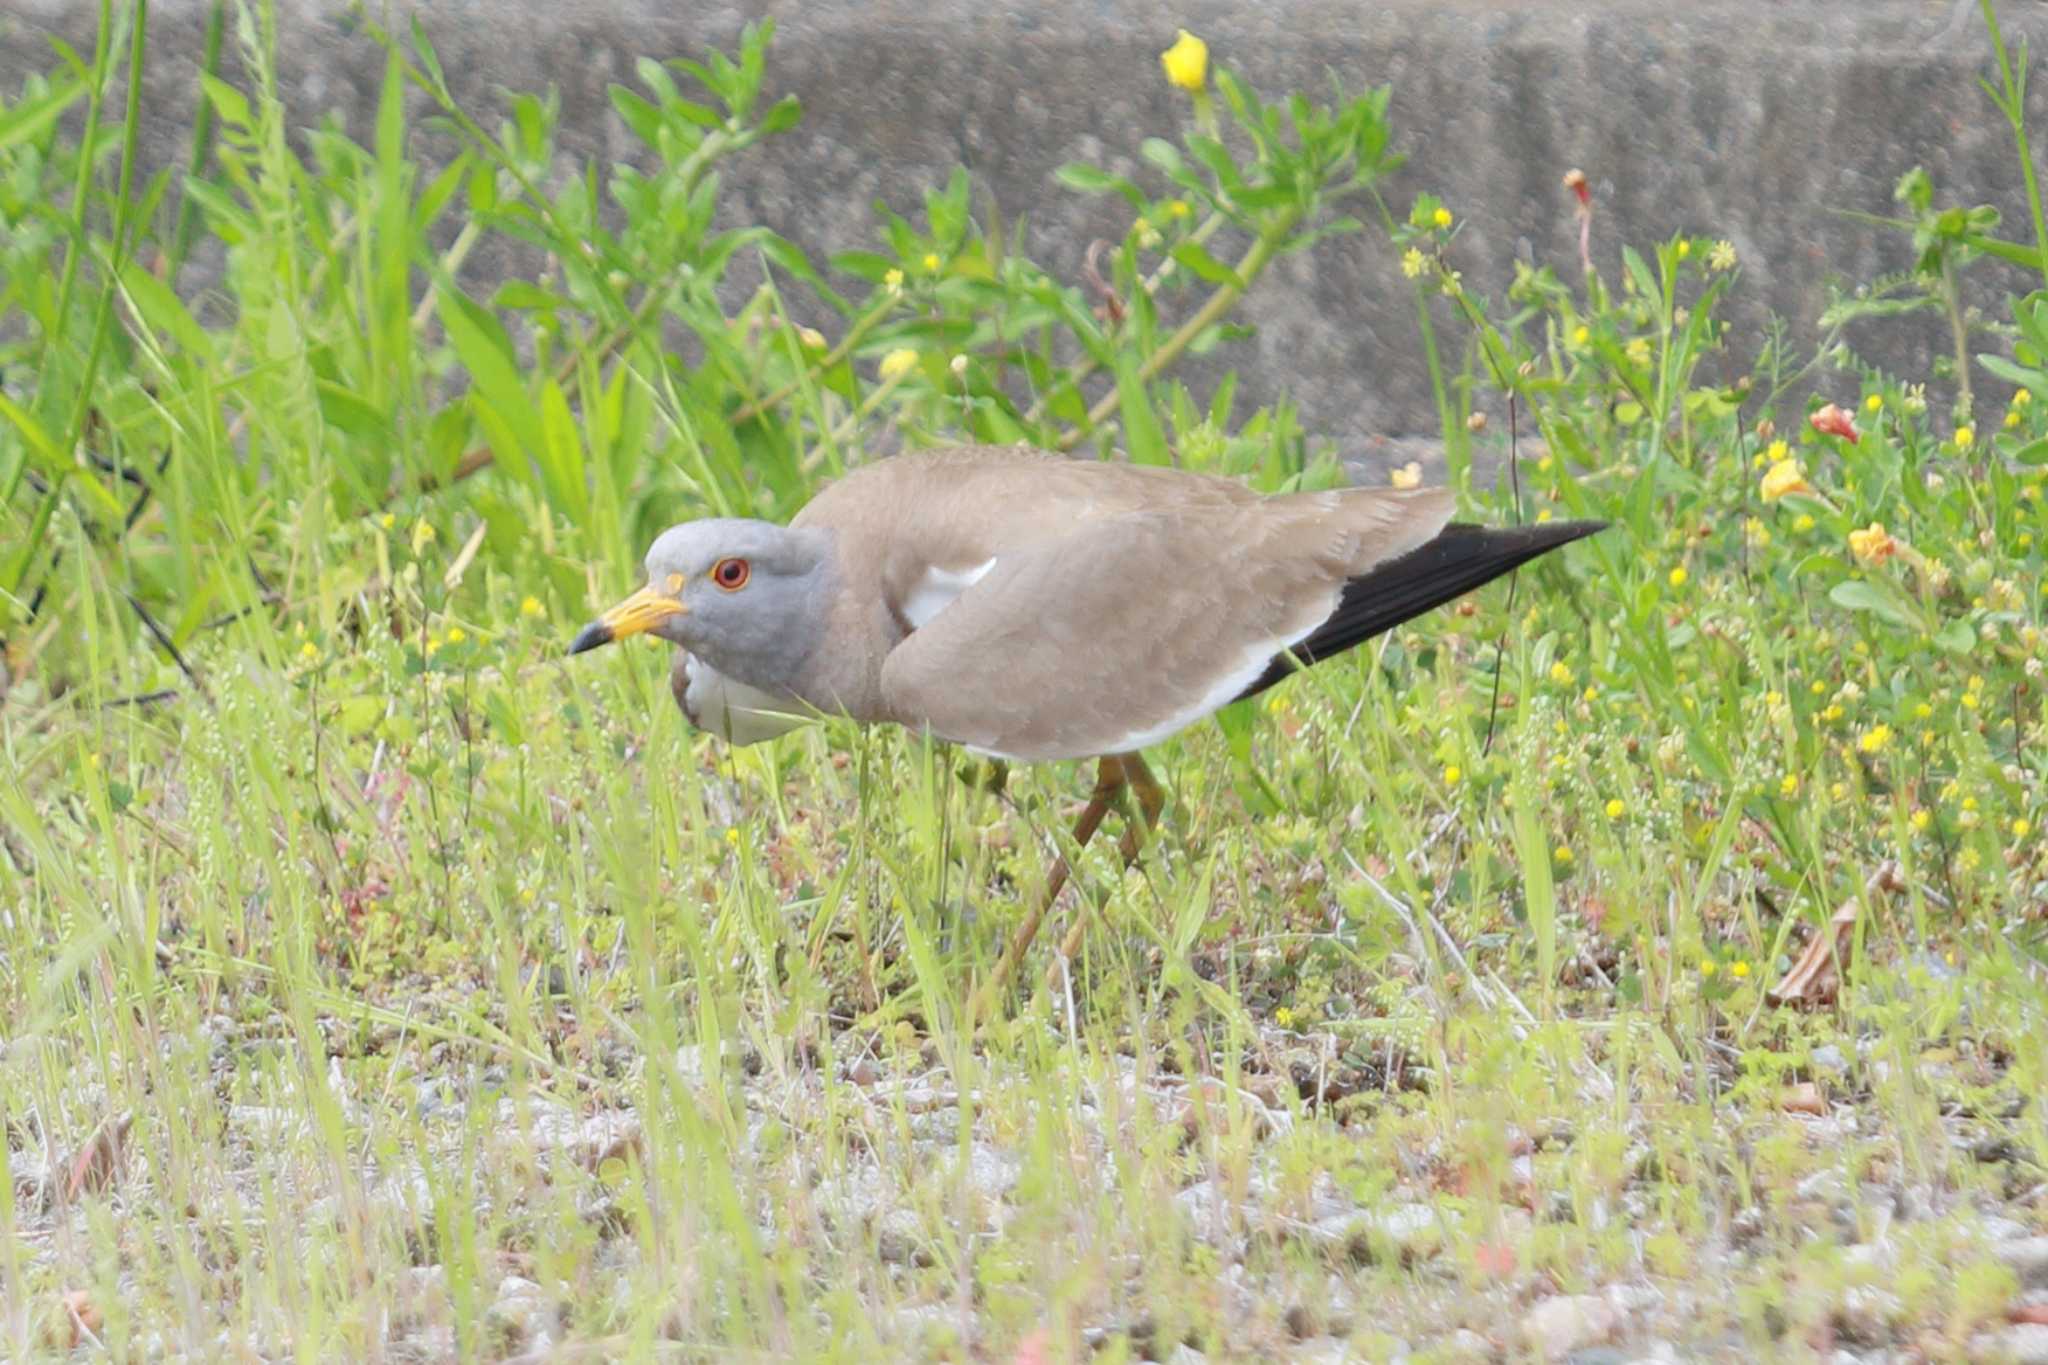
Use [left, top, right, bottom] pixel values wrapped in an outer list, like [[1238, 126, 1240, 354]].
[[680, 655, 808, 746]]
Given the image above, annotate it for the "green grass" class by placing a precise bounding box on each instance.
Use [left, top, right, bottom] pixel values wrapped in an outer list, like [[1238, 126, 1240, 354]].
[[4, 3, 2048, 1360]]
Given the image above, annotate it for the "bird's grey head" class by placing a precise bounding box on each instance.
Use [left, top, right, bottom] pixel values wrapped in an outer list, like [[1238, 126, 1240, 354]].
[[569, 518, 835, 691]]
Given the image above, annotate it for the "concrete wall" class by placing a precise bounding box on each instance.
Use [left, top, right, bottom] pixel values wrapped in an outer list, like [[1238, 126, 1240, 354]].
[[4, 0, 2042, 464]]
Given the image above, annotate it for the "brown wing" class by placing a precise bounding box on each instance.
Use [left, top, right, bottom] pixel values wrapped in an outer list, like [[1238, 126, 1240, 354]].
[[876, 487, 1454, 761]]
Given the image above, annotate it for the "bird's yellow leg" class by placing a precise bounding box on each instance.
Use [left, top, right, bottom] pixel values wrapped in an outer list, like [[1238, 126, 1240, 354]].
[[973, 755, 1127, 1015], [1051, 752, 1164, 972]]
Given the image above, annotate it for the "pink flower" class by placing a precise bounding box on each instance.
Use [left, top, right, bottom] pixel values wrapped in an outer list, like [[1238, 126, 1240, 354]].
[[1809, 403, 1860, 441]]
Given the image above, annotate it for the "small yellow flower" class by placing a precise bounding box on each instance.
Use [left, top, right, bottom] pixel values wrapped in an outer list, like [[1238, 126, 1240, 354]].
[[2014, 818, 2032, 840], [725, 827, 741, 846], [1913, 702, 1932, 719], [1811, 680, 1827, 695], [1432, 206, 1454, 230], [1700, 959, 1718, 978], [1390, 460, 1423, 489], [1625, 337, 1653, 368], [1779, 774, 1798, 797], [1709, 240, 1737, 271], [1961, 691, 1979, 709], [1675, 239, 1691, 259], [883, 267, 904, 293], [1766, 438, 1790, 462], [1581, 686, 1598, 703], [1857, 723, 1892, 754], [1910, 809, 1931, 832], [299, 641, 320, 662], [1400, 248, 1428, 279], [1760, 459, 1812, 502], [1553, 845, 1574, 865], [1847, 522, 1897, 564], [878, 347, 919, 382], [2017, 388, 2033, 407], [1605, 798, 1626, 820], [1166, 199, 1191, 219], [1865, 393, 1883, 413], [1729, 960, 1750, 979], [922, 253, 941, 273], [445, 626, 466, 644], [1160, 29, 1209, 92], [1549, 661, 1572, 685], [411, 518, 437, 556], [2006, 409, 2022, 429], [1954, 424, 1975, 449], [1793, 513, 1816, 533], [1822, 704, 1844, 722], [380, 512, 396, 530], [1668, 566, 1688, 588], [1830, 781, 1847, 800], [520, 595, 544, 618], [1535, 508, 1553, 523], [1273, 1005, 1296, 1029], [1443, 764, 1462, 787]]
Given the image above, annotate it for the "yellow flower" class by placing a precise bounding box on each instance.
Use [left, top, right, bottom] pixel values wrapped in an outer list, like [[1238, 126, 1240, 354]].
[[1625, 337, 1653, 368], [1954, 424, 1975, 449], [1847, 522, 1897, 564], [1709, 240, 1737, 271], [1166, 199, 1191, 219], [1793, 513, 1816, 533], [1822, 704, 1844, 722], [1273, 1005, 1297, 1029], [1779, 774, 1798, 797], [445, 626, 465, 644], [520, 595, 544, 618], [1700, 959, 1718, 978], [1433, 206, 1454, 230], [1830, 781, 1847, 800], [878, 347, 919, 382], [1729, 960, 1750, 979], [299, 641, 320, 662], [1582, 686, 1598, 703], [1390, 460, 1423, 489], [1605, 799, 1626, 820], [883, 268, 904, 293], [1865, 392, 1883, 413], [411, 518, 436, 556], [2014, 819, 2032, 840], [1443, 764, 1462, 787], [1160, 29, 1208, 92], [2007, 409, 2023, 429], [725, 827, 741, 846], [379, 512, 396, 530], [1549, 661, 1572, 685], [1400, 248, 1428, 279], [1911, 809, 1931, 832], [1668, 566, 1688, 588], [1676, 239, 1691, 259], [1857, 723, 1892, 754], [2018, 388, 2033, 407], [1760, 459, 1812, 501], [1571, 324, 1590, 346], [1553, 845, 1574, 865]]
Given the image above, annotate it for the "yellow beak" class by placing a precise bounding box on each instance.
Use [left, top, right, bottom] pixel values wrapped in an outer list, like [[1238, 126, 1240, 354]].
[[569, 582, 686, 654]]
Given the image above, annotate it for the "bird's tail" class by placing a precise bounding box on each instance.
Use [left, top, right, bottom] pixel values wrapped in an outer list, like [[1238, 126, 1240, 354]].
[[1235, 519, 1607, 700]]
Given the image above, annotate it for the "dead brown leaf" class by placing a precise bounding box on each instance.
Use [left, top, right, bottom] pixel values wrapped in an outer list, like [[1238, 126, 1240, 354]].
[[1768, 861, 1904, 1008], [59, 1111, 133, 1205]]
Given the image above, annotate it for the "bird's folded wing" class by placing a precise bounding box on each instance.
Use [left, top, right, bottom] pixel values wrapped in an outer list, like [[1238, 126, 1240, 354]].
[[876, 510, 1347, 762]]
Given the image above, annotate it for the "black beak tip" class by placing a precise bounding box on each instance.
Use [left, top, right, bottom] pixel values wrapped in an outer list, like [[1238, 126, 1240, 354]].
[[568, 621, 614, 656]]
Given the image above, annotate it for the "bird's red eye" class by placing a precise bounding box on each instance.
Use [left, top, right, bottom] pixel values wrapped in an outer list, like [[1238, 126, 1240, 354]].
[[712, 557, 750, 591]]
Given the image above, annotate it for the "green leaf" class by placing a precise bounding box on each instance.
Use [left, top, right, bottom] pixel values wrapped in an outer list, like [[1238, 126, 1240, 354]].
[[2010, 437, 2048, 465], [1170, 240, 1243, 289], [1977, 352, 2048, 392], [1114, 354, 1170, 466], [759, 94, 802, 135], [1052, 162, 1143, 207], [0, 75, 81, 153], [435, 283, 543, 466], [1828, 579, 1913, 628], [1932, 618, 1978, 655], [118, 262, 213, 358]]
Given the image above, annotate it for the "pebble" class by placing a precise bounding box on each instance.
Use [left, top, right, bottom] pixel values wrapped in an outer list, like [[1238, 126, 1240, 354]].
[[1521, 1294, 1618, 1359], [1998, 1237, 2048, 1289]]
